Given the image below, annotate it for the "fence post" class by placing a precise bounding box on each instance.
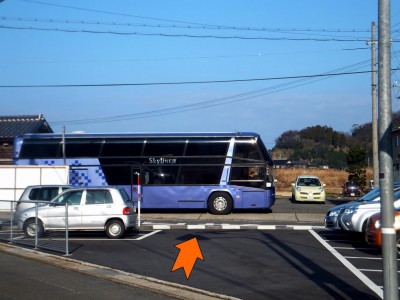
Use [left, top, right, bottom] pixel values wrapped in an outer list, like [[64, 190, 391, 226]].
[[34, 203, 38, 250], [9, 201, 13, 243], [64, 202, 70, 256], [137, 172, 141, 227]]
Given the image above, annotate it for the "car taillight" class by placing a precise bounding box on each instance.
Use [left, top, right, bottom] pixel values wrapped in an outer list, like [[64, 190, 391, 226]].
[[123, 207, 131, 215]]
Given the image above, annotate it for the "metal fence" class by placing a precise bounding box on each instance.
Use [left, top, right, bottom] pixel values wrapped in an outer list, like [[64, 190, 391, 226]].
[[0, 200, 74, 255]]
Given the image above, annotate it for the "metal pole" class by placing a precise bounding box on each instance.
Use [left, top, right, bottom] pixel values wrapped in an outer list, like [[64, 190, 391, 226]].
[[34, 203, 38, 250], [65, 202, 70, 256], [9, 201, 13, 243], [371, 22, 379, 189], [62, 126, 66, 166], [137, 171, 141, 227], [378, 1, 398, 299]]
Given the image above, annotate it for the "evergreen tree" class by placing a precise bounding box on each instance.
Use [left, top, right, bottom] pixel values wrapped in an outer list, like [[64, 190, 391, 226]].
[[345, 145, 368, 190]]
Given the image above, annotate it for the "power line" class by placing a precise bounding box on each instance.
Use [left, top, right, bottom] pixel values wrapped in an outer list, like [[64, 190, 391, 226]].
[[0, 16, 372, 35], [50, 60, 376, 125], [0, 24, 374, 42], [19, 0, 233, 29], [0, 69, 376, 88]]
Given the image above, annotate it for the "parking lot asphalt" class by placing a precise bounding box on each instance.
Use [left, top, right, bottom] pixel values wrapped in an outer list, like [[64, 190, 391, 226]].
[[0, 243, 238, 300], [0, 195, 330, 299], [0, 248, 175, 300]]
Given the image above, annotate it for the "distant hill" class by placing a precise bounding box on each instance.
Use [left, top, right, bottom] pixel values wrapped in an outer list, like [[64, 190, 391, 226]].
[[271, 111, 400, 169]]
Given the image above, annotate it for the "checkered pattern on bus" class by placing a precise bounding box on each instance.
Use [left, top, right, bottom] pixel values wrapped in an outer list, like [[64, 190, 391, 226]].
[[43, 160, 107, 186]]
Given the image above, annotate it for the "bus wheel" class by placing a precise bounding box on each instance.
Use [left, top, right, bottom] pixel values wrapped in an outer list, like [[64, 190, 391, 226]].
[[208, 192, 232, 215], [396, 233, 400, 256]]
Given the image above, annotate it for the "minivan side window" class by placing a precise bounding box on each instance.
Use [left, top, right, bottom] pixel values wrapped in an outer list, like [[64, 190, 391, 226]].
[[85, 190, 113, 205], [56, 191, 83, 205], [29, 187, 59, 201]]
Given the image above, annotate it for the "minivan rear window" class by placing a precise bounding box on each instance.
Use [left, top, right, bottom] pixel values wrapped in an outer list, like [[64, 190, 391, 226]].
[[118, 188, 131, 203]]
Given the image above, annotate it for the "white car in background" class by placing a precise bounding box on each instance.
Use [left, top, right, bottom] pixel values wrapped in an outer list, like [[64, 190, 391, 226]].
[[16, 187, 137, 239], [291, 175, 326, 203]]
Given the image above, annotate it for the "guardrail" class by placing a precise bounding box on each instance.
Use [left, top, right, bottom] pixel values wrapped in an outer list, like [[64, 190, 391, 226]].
[[0, 200, 72, 256]]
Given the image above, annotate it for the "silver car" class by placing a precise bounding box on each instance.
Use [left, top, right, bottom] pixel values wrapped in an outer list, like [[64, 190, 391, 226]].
[[337, 188, 400, 233], [17, 187, 137, 239], [324, 187, 383, 229]]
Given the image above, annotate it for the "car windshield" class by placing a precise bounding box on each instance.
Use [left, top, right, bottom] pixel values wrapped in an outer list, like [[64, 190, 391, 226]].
[[357, 187, 381, 202], [394, 189, 400, 200], [345, 182, 358, 187], [357, 187, 400, 203], [297, 178, 321, 187]]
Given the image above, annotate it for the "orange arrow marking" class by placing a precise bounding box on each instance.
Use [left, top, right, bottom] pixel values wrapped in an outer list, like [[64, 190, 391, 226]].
[[171, 237, 204, 279]]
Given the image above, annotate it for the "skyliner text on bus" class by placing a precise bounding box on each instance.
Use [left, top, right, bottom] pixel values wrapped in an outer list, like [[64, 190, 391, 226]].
[[14, 132, 276, 215]]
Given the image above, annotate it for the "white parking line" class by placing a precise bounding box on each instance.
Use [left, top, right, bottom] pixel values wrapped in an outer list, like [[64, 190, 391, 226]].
[[324, 239, 364, 243], [133, 230, 162, 241], [333, 247, 373, 251], [344, 256, 382, 260], [22, 230, 163, 241], [309, 229, 383, 299]]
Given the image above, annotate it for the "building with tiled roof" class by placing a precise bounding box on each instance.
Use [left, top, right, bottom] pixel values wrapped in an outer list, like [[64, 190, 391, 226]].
[[0, 115, 53, 164]]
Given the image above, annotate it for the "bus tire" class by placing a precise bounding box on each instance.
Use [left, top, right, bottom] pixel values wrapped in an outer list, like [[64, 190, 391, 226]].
[[396, 233, 400, 256], [208, 192, 233, 215], [105, 220, 125, 239]]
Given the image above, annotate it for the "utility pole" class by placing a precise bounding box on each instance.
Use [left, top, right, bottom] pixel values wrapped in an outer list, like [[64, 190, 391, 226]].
[[62, 126, 66, 165], [378, 1, 398, 299], [371, 22, 379, 189]]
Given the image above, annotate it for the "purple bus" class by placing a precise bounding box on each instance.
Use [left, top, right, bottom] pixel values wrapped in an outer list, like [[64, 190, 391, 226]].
[[14, 132, 275, 214]]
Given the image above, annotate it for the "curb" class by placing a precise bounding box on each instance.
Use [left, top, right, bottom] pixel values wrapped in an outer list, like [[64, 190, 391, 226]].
[[138, 223, 326, 231], [0, 243, 239, 300]]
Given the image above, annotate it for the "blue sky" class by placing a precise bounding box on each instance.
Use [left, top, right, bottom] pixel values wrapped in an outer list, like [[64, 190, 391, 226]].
[[1, 0, 400, 148]]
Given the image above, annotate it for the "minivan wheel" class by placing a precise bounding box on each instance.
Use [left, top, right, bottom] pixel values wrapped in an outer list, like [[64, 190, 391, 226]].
[[23, 219, 44, 238], [105, 220, 125, 239], [208, 192, 233, 215]]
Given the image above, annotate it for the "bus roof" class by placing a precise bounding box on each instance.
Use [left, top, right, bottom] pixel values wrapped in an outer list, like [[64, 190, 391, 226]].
[[16, 132, 262, 139], [15, 131, 273, 163]]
